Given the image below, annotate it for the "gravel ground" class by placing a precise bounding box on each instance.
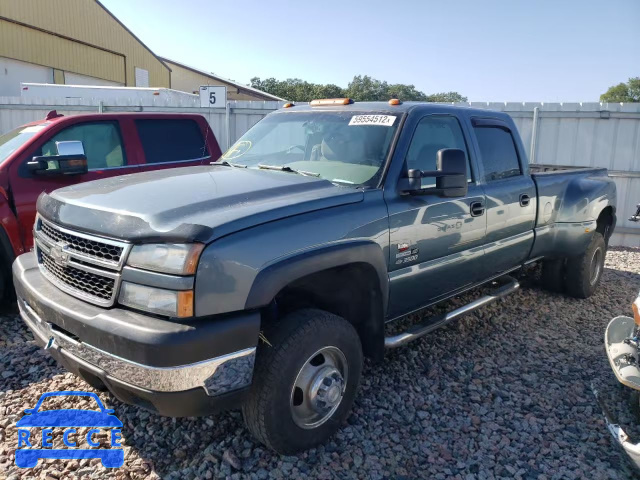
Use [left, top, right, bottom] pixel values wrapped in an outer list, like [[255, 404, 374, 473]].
[[1, 247, 639, 479]]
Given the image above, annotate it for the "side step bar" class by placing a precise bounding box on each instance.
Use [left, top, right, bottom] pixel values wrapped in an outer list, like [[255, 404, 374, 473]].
[[384, 275, 520, 349]]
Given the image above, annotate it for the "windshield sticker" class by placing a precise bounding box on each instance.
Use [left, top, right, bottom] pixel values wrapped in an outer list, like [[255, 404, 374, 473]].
[[348, 115, 396, 127], [20, 125, 47, 134], [222, 140, 252, 160]]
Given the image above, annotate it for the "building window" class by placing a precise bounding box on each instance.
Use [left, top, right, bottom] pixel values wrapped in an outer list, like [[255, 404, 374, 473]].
[[135, 67, 149, 87]]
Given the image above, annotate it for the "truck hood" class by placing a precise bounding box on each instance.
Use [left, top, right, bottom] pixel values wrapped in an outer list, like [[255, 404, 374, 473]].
[[38, 165, 363, 243]]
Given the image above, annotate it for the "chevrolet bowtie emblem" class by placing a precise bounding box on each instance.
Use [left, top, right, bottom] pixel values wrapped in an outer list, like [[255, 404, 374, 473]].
[[50, 244, 70, 267]]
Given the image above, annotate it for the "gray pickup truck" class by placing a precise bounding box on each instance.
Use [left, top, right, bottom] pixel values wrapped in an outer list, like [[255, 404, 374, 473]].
[[13, 99, 617, 454]]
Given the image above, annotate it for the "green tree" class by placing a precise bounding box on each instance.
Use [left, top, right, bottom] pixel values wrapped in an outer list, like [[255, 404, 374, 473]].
[[250, 75, 466, 103], [600, 77, 640, 103]]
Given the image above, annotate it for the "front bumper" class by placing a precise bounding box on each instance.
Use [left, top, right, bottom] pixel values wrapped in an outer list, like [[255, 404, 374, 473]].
[[13, 252, 260, 416], [601, 316, 640, 471]]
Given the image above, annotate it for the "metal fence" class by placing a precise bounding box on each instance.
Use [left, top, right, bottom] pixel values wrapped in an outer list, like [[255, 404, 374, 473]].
[[1, 97, 639, 247]]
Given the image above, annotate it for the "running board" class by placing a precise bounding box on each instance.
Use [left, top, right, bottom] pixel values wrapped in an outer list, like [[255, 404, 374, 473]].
[[384, 275, 520, 349]]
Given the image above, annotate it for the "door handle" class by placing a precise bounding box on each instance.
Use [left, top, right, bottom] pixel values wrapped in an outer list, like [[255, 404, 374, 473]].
[[470, 201, 485, 217], [519, 194, 531, 207]]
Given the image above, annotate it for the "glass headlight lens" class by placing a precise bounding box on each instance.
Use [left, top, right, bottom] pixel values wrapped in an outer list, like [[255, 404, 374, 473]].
[[119, 282, 193, 317], [126, 243, 204, 274]]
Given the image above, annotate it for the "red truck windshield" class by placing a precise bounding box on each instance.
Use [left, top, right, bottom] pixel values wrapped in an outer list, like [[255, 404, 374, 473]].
[[0, 124, 48, 165]]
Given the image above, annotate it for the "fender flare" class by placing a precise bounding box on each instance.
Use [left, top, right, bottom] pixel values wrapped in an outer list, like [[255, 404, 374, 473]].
[[245, 240, 389, 314]]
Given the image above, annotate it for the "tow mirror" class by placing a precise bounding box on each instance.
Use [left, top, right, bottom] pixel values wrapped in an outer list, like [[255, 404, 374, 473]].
[[28, 140, 88, 176], [399, 148, 468, 198]]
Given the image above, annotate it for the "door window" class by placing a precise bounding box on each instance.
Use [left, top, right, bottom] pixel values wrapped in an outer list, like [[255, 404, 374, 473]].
[[135, 119, 208, 164], [37, 122, 126, 170], [473, 126, 521, 181], [405, 116, 472, 187]]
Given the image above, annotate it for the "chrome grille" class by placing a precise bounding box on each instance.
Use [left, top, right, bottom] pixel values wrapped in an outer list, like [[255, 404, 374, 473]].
[[40, 220, 124, 266], [34, 217, 130, 307], [40, 250, 115, 301]]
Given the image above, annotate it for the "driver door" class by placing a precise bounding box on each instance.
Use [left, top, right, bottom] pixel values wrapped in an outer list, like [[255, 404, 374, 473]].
[[385, 114, 487, 318]]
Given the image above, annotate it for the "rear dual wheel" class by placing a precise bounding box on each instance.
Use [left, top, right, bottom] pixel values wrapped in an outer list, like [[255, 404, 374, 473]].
[[540, 232, 606, 298]]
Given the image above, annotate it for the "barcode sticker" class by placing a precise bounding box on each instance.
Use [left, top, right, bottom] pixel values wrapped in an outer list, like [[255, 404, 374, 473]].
[[348, 115, 396, 126]]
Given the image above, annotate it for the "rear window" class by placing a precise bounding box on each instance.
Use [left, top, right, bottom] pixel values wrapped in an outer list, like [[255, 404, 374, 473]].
[[473, 126, 521, 181], [135, 119, 208, 164]]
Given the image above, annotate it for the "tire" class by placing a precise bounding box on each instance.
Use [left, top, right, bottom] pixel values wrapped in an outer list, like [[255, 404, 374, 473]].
[[564, 232, 606, 298], [242, 308, 363, 454], [540, 258, 565, 293]]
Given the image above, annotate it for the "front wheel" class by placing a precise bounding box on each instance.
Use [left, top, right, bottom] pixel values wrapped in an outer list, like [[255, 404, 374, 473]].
[[565, 232, 606, 298], [242, 309, 363, 454]]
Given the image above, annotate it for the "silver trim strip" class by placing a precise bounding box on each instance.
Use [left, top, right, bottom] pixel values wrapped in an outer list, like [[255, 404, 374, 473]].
[[19, 298, 255, 396]]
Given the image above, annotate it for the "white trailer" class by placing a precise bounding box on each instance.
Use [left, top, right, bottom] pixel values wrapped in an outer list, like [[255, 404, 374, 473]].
[[20, 83, 198, 103]]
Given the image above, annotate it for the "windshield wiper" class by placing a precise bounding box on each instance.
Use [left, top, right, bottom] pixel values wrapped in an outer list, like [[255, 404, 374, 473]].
[[212, 160, 246, 168], [258, 164, 320, 177]]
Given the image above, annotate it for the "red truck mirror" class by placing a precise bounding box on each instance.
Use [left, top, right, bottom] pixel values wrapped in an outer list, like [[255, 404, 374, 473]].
[[400, 148, 468, 198], [27, 140, 88, 176]]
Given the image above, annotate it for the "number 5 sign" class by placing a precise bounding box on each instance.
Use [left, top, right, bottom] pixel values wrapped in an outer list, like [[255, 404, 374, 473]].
[[199, 86, 227, 108]]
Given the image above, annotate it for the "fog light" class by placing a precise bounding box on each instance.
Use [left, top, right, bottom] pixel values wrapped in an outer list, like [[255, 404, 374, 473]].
[[119, 282, 193, 317]]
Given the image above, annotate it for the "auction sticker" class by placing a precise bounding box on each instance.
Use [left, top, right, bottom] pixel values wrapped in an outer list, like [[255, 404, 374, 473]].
[[349, 115, 396, 126]]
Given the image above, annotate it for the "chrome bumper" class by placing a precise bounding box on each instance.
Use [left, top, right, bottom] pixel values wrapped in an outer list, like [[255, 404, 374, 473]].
[[18, 297, 255, 396], [605, 316, 640, 391]]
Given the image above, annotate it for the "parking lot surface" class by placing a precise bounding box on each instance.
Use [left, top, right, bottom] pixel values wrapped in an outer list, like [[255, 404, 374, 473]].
[[1, 247, 639, 479]]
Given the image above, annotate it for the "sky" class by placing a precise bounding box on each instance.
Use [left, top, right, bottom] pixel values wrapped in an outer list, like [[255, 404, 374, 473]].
[[100, 0, 639, 102]]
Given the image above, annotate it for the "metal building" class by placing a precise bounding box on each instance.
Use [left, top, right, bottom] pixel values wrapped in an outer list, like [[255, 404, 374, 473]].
[[0, 0, 171, 96], [161, 58, 284, 102]]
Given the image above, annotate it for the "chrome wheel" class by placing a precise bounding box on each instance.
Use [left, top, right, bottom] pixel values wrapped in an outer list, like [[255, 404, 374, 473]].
[[290, 346, 348, 429], [590, 247, 603, 285]]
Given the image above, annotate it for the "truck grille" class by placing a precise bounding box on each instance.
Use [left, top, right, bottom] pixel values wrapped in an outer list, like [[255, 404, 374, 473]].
[[40, 250, 115, 301], [40, 220, 124, 266], [34, 217, 130, 307]]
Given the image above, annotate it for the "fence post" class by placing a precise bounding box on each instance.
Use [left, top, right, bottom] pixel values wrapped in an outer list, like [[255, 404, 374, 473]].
[[529, 106, 539, 164], [225, 101, 231, 150]]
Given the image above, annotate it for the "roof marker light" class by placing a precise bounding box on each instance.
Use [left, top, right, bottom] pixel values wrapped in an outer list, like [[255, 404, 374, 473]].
[[283, 102, 295, 108], [310, 98, 353, 106], [389, 99, 402, 105]]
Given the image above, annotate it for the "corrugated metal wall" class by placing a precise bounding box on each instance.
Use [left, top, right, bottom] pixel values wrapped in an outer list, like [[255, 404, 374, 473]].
[[0, 0, 170, 87], [1, 97, 638, 246]]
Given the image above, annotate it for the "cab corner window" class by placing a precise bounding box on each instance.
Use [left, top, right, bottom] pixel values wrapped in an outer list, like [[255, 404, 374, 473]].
[[405, 116, 472, 188], [135, 119, 208, 164], [473, 125, 522, 181], [37, 122, 126, 170]]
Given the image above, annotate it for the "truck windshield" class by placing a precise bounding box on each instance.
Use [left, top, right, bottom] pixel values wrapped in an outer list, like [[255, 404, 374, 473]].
[[0, 124, 47, 165], [220, 111, 400, 186]]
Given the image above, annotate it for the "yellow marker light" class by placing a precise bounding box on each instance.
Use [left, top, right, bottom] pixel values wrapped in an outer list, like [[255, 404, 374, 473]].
[[283, 102, 295, 108], [310, 98, 353, 106], [633, 295, 640, 326], [389, 98, 402, 105]]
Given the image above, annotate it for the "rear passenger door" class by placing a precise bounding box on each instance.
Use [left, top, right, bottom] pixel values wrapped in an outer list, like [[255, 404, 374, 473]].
[[133, 118, 211, 171], [470, 117, 536, 275]]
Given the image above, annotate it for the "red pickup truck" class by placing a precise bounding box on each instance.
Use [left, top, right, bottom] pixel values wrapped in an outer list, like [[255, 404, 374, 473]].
[[0, 111, 221, 299]]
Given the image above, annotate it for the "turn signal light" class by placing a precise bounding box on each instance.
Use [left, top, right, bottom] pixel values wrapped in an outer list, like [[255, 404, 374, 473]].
[[633, 295, 640, 326], [310, 98, 353, 106]]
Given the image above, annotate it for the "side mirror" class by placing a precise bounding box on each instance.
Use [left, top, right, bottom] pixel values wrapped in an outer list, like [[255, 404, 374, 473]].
[[399, 148, 468, 198], [28, 140, 88, 176]]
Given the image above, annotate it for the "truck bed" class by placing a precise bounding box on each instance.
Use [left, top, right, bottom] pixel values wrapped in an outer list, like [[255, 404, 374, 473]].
[[530, 163, 608, 176]]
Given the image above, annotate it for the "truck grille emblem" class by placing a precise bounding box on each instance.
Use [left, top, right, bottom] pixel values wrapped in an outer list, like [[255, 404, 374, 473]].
[[50, 244, 70, 267]]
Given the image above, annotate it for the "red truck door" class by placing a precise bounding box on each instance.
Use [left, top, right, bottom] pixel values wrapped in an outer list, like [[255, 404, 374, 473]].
[[8, 119, 140, 251]]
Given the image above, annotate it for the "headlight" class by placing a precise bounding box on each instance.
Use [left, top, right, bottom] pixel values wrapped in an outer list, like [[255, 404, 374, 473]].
[[633, 294, 640, 326], [126, 243, 204, 275], [118, 282, 193, 317]]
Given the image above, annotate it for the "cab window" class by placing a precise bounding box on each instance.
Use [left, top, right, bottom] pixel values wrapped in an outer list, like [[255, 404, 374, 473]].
[[405, 115, 472, 188], [37, 121, 126, 170]]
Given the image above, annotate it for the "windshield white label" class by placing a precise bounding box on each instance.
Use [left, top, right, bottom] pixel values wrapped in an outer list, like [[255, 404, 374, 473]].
[[20, 125, 47, 134], [349, 115, 396, 126]]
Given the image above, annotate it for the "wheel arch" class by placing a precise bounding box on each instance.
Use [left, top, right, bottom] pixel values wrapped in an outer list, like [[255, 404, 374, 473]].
[[246, 241, 388, 361]]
